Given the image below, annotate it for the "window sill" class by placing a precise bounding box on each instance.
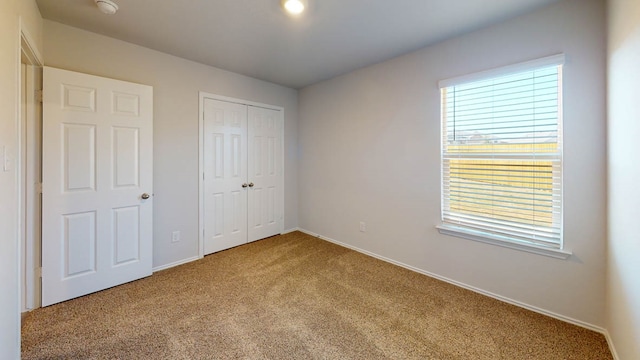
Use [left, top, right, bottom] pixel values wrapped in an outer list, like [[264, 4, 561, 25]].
[[436, 224, 572, 260]]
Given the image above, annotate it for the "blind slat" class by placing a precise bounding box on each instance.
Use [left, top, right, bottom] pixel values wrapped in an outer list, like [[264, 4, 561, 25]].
[[440, 60, 563, 249]]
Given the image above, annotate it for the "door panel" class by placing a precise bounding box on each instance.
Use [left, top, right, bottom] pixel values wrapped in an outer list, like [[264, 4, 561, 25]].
[[247, 106, 283, 242], [63, 211, 96, 277], [113, 206, 140, 265], [64, 124, 96, 191], [42, 67, 153, 306], [113, 127, 139, 187], [203, 98, 248, 254]]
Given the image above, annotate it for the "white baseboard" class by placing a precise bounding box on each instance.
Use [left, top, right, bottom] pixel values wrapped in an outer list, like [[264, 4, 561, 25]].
[[603, 330, 621, 360], [297, 228, 608, 335], [282, 227, 300, 235], [21, 311, 28, 327], [153, 255, 200, 272]]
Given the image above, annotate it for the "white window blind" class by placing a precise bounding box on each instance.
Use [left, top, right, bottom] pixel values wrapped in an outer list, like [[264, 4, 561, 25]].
[[439, 55, 563, 250]]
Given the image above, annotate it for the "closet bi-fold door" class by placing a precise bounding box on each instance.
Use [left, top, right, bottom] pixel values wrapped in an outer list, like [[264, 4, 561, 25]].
[[202, 97, 283, 255]]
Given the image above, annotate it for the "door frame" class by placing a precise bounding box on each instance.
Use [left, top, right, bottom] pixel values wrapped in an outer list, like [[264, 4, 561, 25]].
[[198, 92, 284, 258], [19, 21, 43, 313]]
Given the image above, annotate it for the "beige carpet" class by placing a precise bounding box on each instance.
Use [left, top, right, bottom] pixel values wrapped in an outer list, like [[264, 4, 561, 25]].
[[22, 231, 612, 359]]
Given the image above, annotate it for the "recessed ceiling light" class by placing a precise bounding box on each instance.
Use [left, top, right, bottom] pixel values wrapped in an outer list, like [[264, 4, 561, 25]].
[[282, 0, 305, 15], [95, 0, 119, 15]]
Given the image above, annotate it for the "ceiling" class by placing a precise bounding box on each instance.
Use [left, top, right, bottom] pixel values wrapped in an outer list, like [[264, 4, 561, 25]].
[[36, 0, 560, 89]]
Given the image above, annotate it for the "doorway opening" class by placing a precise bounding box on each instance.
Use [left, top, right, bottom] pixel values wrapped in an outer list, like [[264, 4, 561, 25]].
[[19, 28, 43, 315]]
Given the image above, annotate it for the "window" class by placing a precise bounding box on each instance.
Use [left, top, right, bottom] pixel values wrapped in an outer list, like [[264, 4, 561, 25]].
[[437, 55, 569, 258]]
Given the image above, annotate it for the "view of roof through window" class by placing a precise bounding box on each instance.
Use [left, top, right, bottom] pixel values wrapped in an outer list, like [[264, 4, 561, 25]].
[[443, 66, 560, 149]]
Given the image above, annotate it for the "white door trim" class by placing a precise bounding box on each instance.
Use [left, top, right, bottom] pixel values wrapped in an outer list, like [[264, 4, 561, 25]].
[[198, 92, 284, 258], [19, 20, 43, 313]]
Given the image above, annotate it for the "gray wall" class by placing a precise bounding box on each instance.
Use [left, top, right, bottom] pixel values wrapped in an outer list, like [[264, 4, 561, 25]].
[[298, 0, 607, 328], [43, 21, 299, 269], [607, 0, 640, 358]]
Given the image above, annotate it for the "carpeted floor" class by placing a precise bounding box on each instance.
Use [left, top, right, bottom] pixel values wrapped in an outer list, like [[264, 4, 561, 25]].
[[22, 231, 612, 359]]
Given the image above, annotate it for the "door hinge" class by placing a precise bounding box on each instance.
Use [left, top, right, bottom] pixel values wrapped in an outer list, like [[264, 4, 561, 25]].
[[35, 182, 42, 194], [36, 267, 42, 278], [35, 89, 43, 103]]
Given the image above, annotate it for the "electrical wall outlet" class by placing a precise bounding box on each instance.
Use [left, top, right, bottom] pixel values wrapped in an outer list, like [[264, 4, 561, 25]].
[[171, 230, 181, 243], [359, 221, 366, 232]]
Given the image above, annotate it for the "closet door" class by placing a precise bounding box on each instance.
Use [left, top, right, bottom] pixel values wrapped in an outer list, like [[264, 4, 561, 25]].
[[247, 106, 283, 242], [201, 95, 283, 255], [203, 98, 248, 254]]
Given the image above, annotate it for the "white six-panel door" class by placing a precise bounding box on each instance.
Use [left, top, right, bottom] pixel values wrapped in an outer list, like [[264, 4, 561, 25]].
[[42, 67, 153, 306], [203, 99, 248, 254], [202, 97, 283, 255], [247, 106, 283, 242]]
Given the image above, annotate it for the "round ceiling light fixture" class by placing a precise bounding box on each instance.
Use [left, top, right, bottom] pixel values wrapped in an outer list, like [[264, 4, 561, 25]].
[[95, 0, 119, 15], [281, 0, 305, 15]]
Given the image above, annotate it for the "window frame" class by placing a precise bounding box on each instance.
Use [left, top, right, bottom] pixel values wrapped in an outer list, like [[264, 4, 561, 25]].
[[436, 54, 571, 259]]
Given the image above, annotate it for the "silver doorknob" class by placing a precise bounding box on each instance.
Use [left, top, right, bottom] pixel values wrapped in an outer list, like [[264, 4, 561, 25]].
[[141, 193, 150, 199], [248, 182, 254, 188], [242, 183, 248, 188]]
